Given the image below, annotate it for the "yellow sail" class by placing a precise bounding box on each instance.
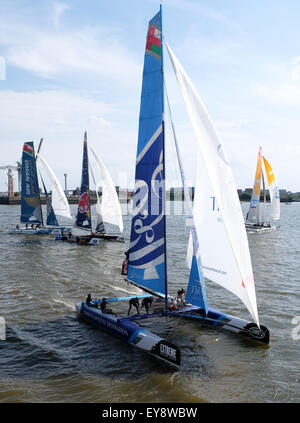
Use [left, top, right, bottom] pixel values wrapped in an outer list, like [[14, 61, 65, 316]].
[[253, 147, 262, 195], [263, 156, 280, 221], [263, 156, 275, 186]]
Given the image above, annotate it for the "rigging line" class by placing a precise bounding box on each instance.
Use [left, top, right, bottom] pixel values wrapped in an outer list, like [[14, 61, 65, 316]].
[[164, 286, 202, 342], [163, 75, 181, 191]]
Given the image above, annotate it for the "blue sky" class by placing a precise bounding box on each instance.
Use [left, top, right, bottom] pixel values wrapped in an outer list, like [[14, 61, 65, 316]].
[[1, 0, 300, 193]]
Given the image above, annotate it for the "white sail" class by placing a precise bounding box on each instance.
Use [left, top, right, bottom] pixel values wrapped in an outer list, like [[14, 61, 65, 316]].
[[166, 41, 259, 326], [246, 147, 262, 224], [263, 156, 280, 221], [89, 145, 123, 233], [89, 164, 105, 233], [36, 153, 72, 220]]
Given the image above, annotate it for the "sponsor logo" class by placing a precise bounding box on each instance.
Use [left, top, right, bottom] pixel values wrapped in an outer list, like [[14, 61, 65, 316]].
[[160, 343, 177, 360], [78, 192, 90, 214]]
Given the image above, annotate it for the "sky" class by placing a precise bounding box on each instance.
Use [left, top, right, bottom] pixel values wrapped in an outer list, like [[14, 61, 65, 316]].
[[1, 0, 300, 193]]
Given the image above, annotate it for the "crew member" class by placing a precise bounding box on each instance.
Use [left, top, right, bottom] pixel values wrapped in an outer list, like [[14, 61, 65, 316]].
[[100, 297, 113, 314], [140, 297, 153, 314], [128, 297, 140, 315], [176, 288, 186, 306], [121, 250, 129, 275], [86, 293, 98, 308]]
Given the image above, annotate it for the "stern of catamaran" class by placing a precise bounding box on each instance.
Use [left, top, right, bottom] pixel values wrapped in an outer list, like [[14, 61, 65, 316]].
[[167, 305, 269, 344]]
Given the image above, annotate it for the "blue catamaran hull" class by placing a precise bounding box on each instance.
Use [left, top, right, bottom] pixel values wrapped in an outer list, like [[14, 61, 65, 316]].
[[75, 300, 181, 367], [9, 226, 72, 235], [167, 306, 269, 344]]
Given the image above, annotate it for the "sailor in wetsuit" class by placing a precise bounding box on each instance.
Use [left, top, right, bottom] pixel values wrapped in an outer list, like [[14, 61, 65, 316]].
[[140, 297, 153, 314], [121, 250, 129, 275], [86, 293, 98, 308], [176, 288, 186, 306], [100, 297, 113, 314], [128, 297, 140, 315]]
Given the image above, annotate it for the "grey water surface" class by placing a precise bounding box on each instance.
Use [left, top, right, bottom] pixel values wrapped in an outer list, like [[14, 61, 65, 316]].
[[0, 202, 299, 402]]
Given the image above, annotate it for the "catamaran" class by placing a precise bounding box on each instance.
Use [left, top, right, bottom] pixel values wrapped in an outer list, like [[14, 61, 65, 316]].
[[56, 132, 124, 245], [245, 147, 280, 232], [76, 6, 269, 367], [9, 141, 72, 235]]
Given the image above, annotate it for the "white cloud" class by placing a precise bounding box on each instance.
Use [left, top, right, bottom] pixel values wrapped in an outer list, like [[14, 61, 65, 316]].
[[255, 82, 300, 106], [0, 18, 140, 85], [0, 89, 138, 191]]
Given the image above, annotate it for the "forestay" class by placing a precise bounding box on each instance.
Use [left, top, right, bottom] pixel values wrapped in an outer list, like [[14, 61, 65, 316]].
[[166, 42, 260, 326]]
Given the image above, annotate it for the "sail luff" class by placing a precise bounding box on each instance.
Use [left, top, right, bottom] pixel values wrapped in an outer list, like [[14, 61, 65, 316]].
[[165, 41, 259, 326]]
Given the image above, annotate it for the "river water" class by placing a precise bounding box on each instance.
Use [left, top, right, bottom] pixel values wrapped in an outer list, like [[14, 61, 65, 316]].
[[0, 202, 299, 403]]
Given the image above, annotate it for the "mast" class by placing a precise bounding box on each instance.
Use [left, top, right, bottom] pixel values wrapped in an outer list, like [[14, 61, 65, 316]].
[[127, 8, 166, 299], [160, 4, 168, 313]]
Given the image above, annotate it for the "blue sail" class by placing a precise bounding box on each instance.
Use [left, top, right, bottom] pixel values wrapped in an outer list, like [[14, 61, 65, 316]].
[[128, 8, 167, 295], [186, 252, 208, 313], [40, 176, 58, 226], [75, 132, 91, 230], [20, 142, 43, 224]]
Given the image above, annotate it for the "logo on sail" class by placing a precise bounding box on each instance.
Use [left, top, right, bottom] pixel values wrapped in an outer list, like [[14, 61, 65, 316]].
[[23, 144, 34, 156], [78, 192, 90, 214], [146, 23, 161, 60]]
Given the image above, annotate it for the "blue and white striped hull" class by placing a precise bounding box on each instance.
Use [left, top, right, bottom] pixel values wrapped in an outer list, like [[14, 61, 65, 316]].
[[75, 301, 181, 367]]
